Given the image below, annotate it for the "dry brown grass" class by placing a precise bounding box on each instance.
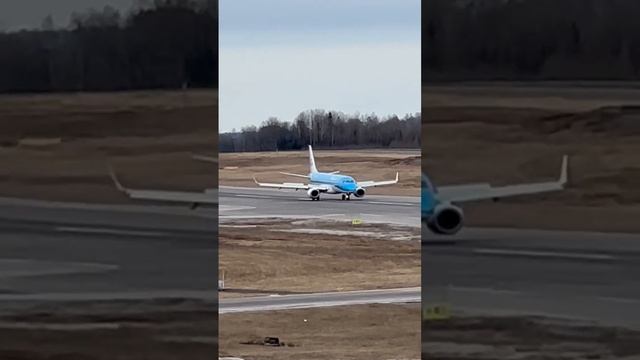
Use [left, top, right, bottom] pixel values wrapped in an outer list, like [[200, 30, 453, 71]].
[[0, 90, 217, 202], [0, 299, 217, 360], [220, 303, 421, 360], [220, 149, 421, 196], [423, 315, 640, 359], [219, 220, 420, 298], [423, 85, 640, 232]]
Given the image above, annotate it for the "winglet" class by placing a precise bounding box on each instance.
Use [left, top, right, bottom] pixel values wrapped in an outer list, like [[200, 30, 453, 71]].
[[559, 155, 569, 186], [107, 163, 127, 193], [253, 176, 260, 185], [395, 172, 399, 182]]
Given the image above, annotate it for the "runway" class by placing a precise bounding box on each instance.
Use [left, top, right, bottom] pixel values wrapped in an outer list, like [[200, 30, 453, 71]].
[[424, 227, 640, 329], [220, 186, 420, 227], [220, 287, 421, 314], [0, 193, 420, 314], [3, 192, 639, 329], [0, 197, 217, 307]]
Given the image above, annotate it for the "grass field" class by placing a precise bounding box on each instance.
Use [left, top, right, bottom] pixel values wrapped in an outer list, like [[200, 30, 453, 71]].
[[219, 219, 420, 298], [0, 90, 217, 202], [220, 304, 420, 360], [423, 315, 640, 360], [0, 299, 217, 360]]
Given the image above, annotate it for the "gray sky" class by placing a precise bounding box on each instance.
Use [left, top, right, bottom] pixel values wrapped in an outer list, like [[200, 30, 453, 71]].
[[219, 0, 421, 133], [0, 0, 134, 30]]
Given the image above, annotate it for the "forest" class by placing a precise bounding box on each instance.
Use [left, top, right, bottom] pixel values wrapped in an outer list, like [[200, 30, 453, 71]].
[[0, 0, 217, 93], [219, 110, 421, 152], [423, 0, 640, 81]]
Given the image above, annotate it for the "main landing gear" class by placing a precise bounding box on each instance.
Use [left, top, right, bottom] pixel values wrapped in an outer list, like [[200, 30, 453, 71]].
[[341, 194, 351, 201], [312, 196, 320, 201]]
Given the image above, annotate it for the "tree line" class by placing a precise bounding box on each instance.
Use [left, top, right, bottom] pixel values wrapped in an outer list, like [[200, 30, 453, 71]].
[[423, 0, 640, 81], [219, 110, 421, 152], [0, 0, 217, 93]]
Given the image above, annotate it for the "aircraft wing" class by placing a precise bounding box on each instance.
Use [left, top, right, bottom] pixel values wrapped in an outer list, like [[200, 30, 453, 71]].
[[279, 172, 310, 179], [438, 155, 568, 203], [109, 166, 217, 206], [253, 177, 311, 190], [358, 172, 399, 188]]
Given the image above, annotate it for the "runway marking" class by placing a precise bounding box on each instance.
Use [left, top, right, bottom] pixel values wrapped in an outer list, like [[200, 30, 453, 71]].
[[219, 205, 256, 212], [0, 290, 217, 302], [273, 228, 386, 238], [448, 286, 523, 295], [472, 248, 616, 261], [219, 225, 258, 228], [367, 201, 414, 206], [233, 194, 273, 199], [0, 259, 119, 279], [220, 297, 421, 313], [0, 321, 121, 331], [55, 227, 169, 237], [220, 214, 344, 220]]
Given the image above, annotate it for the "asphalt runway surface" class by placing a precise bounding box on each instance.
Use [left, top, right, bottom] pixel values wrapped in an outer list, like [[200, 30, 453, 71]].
[[424, 227, 640, 329], [0, 190, 420, 313], [4, 189, 638, 330], [220, 186, 420, 227], [0, 197, 217, 307], [220, 287, 421, 314]]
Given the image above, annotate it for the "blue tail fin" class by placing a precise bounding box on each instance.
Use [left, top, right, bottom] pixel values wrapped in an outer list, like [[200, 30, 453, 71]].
[[421, 173, 438, 217]]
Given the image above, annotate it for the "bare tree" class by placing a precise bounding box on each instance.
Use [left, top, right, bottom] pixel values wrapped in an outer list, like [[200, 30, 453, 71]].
[[219, 110, 421, 153]]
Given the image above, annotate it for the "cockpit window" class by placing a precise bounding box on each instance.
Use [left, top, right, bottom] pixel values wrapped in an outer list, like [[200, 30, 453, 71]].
[[343, 179, 355, 183]]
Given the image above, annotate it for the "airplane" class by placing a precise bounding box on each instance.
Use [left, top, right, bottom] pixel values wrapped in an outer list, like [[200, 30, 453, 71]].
[[422, 155, 569, 235], [252, 145, 399, 201]]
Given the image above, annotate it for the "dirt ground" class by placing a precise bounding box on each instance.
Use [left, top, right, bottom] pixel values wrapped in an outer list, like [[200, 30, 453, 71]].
[[423, 315, 640, 360], [218, 219, 420, 358], [0, 301, 421, 360], [219, 219, 420, 298], [220, 303, 420, 360], [219, 149, 421, 196], [0, 299, 217, 360], [0, 90, 218, 203], [423, 84, 640, 232]]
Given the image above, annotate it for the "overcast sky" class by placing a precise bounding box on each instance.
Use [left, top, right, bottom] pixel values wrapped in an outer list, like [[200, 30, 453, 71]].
[[0, 0, 134, 30], [219, 0, 421, 133]]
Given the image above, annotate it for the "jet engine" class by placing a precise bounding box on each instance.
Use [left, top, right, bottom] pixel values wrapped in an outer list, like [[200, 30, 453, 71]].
[[354, 187, 366, 198], [426, 204, 464, 235], [307, 188, 320, 198]]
